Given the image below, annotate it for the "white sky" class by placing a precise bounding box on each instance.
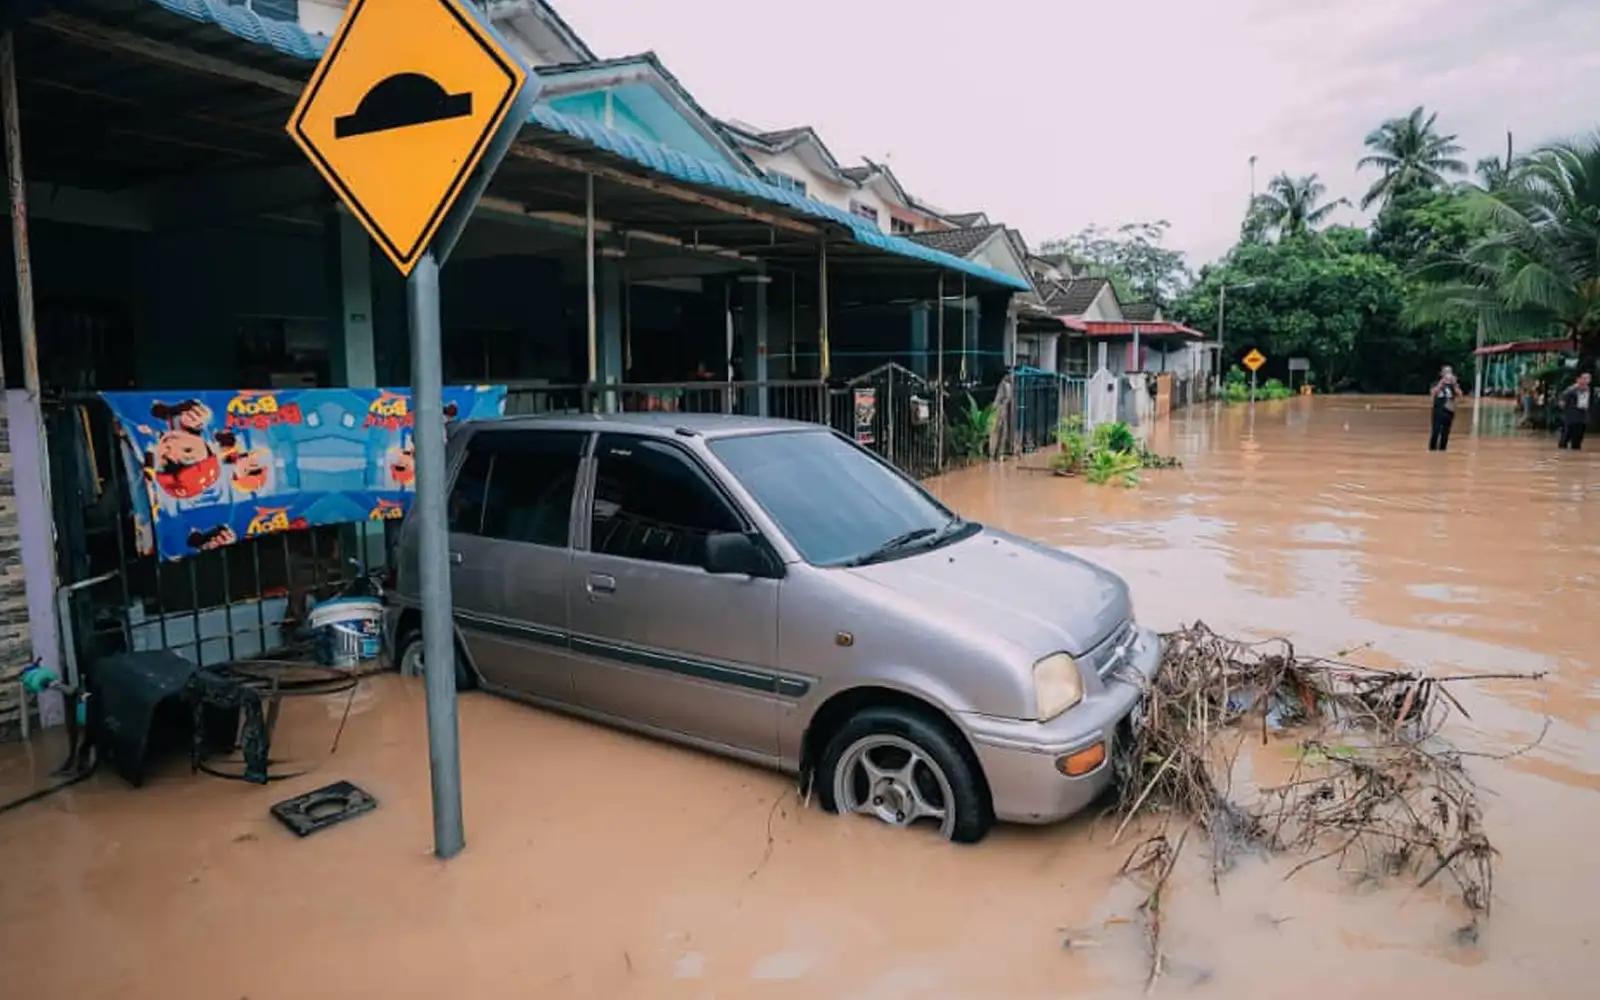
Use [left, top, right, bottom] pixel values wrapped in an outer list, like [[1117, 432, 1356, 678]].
[[559, 0, 1600, 268]]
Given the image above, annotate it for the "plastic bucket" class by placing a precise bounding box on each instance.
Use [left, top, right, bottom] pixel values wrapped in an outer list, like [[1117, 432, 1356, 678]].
[[308, 597, 383, 668]]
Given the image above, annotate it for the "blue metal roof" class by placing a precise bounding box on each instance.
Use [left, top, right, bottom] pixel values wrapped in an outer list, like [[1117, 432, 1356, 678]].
[[525, 107, 1027, 290], [139, 0, 1027, 292], [148, 0, 327, 60]]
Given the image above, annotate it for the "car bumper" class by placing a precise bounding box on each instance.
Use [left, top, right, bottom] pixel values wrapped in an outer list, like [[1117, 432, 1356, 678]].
[[960, 626, 1159, 824]]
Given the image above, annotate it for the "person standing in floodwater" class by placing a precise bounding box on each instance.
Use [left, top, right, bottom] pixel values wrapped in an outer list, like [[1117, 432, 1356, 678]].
[[1557, 371, 1592, 450], [1428, 365, 1461, 451]]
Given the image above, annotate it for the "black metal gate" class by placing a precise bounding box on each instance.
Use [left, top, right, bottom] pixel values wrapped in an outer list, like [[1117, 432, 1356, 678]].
[[829, 363, 941, 479]]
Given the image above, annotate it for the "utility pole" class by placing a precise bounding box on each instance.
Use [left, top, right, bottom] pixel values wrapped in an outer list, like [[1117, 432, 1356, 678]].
[[1215, 283, 1228, 396]]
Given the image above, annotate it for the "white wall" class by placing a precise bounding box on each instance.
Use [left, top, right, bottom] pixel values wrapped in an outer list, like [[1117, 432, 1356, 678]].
[[743, 147, 937, 234], [1082, 285, 1124, 321], [1018, 333, 1058, 372]]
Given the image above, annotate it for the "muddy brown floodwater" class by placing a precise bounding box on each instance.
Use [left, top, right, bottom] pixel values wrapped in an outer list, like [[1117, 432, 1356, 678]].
[[1, 396, 1596, 999]]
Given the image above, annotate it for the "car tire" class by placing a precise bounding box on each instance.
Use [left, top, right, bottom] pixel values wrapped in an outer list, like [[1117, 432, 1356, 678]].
[[396, 627, 475, 691], [818, 705, 992, 843]]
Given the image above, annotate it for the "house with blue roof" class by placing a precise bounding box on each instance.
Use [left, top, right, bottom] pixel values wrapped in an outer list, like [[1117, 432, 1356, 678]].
[[0, 0, 1030, 687]]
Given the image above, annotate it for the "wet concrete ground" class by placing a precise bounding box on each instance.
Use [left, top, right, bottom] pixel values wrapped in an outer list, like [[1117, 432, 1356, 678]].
[[1, 396, 1595, 998]]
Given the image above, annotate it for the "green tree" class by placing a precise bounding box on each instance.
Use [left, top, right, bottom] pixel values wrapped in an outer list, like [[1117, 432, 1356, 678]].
[[1409, 133, 1600, 367], [1037, 221, 1190, 303], [1173, 231, 1410, 390], [1249, 174, 1347, 240], [1358, 106, 1468, 209], [1370, 186, 1484, 267]]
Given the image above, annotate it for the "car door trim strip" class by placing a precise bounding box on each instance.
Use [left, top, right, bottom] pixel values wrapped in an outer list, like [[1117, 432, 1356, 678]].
[[451, 611, 811, 698]]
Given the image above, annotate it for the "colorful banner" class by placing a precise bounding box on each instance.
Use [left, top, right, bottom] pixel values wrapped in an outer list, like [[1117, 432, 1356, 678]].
[[102, 386, 507, 561]]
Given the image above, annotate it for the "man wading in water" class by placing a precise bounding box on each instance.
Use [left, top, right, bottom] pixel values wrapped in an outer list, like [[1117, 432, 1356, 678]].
[[1429, 365, 1461, 451], [1558, 371, 1592, 450]]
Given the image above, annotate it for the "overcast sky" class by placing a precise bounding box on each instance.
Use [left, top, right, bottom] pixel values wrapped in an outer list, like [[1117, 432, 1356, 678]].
[[559, 0, 1600, 269]]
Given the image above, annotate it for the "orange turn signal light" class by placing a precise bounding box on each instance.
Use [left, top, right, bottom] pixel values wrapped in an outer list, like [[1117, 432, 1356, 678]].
[[1057, 742, 1106, 777]]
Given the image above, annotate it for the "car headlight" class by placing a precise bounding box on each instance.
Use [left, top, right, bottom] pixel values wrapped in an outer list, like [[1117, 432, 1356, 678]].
[[1034, 653, 1084, 721]]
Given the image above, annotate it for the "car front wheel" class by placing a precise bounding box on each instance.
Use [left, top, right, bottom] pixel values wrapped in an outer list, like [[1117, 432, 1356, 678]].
[[818, 706, 992, 843], [395, 628, 475, 690]]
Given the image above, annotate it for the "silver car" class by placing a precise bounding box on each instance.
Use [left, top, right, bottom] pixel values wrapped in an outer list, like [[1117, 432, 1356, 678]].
[[388, 413, 1158, 842]]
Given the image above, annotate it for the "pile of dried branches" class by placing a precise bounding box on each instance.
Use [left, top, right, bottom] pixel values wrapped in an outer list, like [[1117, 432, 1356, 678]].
[[1106, 622, 1545, 982]]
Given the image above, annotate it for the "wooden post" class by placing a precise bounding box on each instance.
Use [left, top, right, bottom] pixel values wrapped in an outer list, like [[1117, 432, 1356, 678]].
[[959, 275, 968, 382], [818, 237, 830, 381], [585, 174, 597, 394], [936, 273, 945, 468], [3, 30, 62, 682], [2, 32, 41, 401]]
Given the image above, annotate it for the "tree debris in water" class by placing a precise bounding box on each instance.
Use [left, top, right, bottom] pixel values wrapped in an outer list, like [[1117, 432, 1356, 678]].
[[1107, 622, 1546, 986]]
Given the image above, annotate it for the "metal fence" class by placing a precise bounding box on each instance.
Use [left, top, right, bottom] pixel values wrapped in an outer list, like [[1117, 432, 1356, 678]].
[[47, 370, 1083, 670], [503, 380, 831, 424], [827, 364, 942, 479], [1014, 369, 1088, 453], [47, 397, 380, 677]]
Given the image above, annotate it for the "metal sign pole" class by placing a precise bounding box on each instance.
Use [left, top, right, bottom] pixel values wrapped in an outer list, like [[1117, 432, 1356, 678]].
[[406, 250, 464, 859]]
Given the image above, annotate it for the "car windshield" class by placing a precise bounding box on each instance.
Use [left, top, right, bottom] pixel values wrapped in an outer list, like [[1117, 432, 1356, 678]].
[[710, 430, 977, 567]]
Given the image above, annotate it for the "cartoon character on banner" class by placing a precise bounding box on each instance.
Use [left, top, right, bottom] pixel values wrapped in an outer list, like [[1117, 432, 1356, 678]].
[[187, 525, 238, 552], [387, 434, 416, 489], [227, 446, 274, 495], [139, 400, 234, 502]]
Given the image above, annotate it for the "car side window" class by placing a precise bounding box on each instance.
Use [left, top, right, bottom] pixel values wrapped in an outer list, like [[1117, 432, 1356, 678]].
[[590, 434, 741, 566], [476, 430, 587, 547], [447, 446, 493, 534]]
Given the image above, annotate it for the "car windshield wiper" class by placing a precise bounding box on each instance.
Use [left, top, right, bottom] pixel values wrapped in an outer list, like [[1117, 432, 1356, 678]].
[[844, 527, 938, 566]]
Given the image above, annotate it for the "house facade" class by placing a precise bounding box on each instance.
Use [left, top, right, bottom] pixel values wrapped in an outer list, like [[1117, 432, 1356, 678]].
[[723, 125, 951, 236]]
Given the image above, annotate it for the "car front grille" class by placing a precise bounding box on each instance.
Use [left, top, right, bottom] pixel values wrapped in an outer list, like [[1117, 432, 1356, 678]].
[[1083, 618, 1139, 678]]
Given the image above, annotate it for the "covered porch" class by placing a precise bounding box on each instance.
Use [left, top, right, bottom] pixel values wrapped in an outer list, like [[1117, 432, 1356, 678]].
[[0, 0, 1023, 703]]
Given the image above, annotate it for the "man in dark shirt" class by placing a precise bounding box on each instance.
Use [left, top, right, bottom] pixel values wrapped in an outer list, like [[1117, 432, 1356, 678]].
[[1557, 371, 1592, 450], [1428, 365, 1461, 451]]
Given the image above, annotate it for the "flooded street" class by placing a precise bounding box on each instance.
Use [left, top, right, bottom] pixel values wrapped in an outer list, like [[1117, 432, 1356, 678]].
[[2, 396, 1596, 998]]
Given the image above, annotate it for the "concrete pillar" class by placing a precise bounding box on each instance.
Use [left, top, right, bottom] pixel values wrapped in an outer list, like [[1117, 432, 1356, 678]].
[[909, 304, 930, 379], [327, 213, 381, 566], [598, 258, 625, 411], [332, 213, 376, 387], [977, 291, 1009, 382], [739, 271, 769, 415]]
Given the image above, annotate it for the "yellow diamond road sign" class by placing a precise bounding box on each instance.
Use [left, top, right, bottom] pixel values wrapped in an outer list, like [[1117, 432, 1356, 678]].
[[1242, 348, 1267, 372], [287, 0, 527, 275]]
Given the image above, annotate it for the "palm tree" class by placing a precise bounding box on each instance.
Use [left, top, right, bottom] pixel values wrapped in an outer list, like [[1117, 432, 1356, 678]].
[[1248, 173, 1347, 239], [1359, 106, 1468, 209], [1409, 133, 1600, 367], [1473, 131, 1517, 192]]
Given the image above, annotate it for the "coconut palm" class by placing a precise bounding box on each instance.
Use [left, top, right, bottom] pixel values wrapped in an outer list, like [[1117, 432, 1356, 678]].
[[1473, 132, 1518, 192], [1359, 106, 1468, 209], [1408, 134, 1600, 364], [1248, 173, 1347, 239]]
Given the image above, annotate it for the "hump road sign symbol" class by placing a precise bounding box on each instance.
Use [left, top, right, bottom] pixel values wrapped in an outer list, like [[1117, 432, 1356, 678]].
[[287, 0, 527, 275], [1243, 348, 1267, 373]]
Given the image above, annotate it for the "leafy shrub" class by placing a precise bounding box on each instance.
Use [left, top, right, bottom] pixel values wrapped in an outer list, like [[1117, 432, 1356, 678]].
[[946, 394, 997, 460], [1093, 420, 1138, 454], [1053, 416, 1090, 474], [1054, 417, 1176, 483], [1086, 447, 1141, 487], [1261, 378, 1293, 401]]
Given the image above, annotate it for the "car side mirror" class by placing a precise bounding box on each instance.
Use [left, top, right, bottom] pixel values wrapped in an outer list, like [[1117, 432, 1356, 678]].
[[704, 532, 779, 578]]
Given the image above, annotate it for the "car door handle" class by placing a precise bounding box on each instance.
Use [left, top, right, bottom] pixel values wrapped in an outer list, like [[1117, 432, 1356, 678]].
[[449, 551, 464, 566], [586, 573, 616, 596]]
